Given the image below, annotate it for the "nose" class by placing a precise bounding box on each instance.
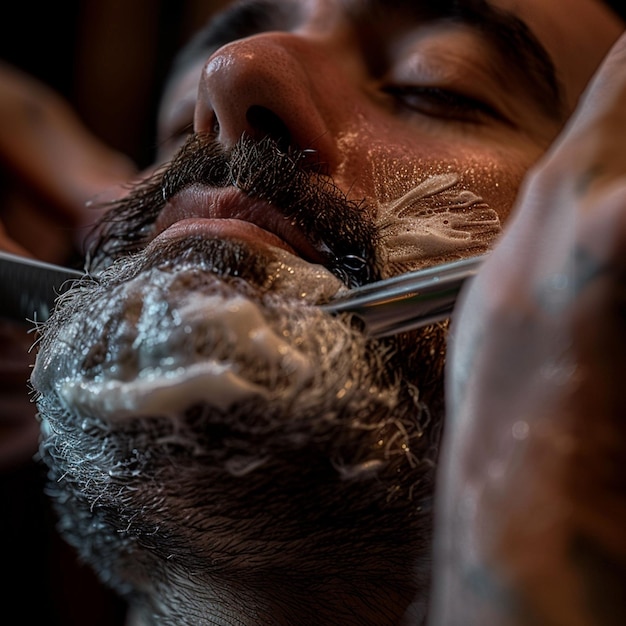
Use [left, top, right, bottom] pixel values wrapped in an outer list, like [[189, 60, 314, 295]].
[[195, 33, 340, 170]]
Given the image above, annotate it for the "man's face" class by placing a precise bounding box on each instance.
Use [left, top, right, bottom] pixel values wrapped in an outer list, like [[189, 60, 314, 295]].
[[31, 0, 622, 623]]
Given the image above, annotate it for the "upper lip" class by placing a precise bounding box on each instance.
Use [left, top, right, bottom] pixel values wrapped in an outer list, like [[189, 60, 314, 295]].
[[154, 184, 328, 264]]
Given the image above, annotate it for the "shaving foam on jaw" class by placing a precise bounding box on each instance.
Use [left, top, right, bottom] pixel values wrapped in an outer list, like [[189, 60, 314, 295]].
[[36, 244, 347, 422], [56, 291, 315, 422]]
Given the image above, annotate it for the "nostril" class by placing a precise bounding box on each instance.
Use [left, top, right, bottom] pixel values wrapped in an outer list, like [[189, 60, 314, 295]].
[[246, 105, 292, 152]]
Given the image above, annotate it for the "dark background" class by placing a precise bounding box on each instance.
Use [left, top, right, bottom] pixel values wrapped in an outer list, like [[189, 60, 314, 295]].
[[0, 0, 229, 168], [0, 3, 228, 625]]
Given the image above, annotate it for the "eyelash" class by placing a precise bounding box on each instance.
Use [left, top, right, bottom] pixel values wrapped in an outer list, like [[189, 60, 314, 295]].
[[382, 85, 503, 124]]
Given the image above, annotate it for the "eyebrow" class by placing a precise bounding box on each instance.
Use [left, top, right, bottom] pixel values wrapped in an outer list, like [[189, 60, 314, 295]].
[[351, 0, 565, 120], [168, 0, 565, 121]]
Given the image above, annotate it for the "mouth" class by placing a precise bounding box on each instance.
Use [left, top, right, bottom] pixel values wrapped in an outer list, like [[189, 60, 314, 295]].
[[152, 184, 329, 265], [31, 144, 375, 425]]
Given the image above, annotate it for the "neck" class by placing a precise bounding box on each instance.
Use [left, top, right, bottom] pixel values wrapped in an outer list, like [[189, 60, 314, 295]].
[[124, 567, 427, 626]]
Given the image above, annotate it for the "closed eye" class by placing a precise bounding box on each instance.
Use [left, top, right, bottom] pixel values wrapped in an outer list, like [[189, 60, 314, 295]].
[[382, 85, 508, 125]]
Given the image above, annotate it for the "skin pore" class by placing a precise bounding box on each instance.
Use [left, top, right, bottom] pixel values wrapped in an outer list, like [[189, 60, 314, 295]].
[[29, 1, 623, 625]]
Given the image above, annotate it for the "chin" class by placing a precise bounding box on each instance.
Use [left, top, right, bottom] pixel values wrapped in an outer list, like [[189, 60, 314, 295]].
[[31, 235, 447, 625]]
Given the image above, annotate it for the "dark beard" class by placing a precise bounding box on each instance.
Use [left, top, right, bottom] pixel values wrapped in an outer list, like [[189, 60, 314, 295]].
[[88, 133, 382, 288], [30, 133, 449, 625]]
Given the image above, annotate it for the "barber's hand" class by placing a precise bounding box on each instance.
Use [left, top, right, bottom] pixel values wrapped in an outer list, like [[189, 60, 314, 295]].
[[0, 61, 136, 262], [431, 32, 626, 626]]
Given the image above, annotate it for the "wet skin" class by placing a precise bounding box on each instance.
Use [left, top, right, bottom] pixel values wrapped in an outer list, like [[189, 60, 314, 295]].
[[30, 1, 624, 625]]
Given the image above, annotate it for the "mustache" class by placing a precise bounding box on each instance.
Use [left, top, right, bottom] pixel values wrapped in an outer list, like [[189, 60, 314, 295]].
[[88, 133, 382, 287]]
